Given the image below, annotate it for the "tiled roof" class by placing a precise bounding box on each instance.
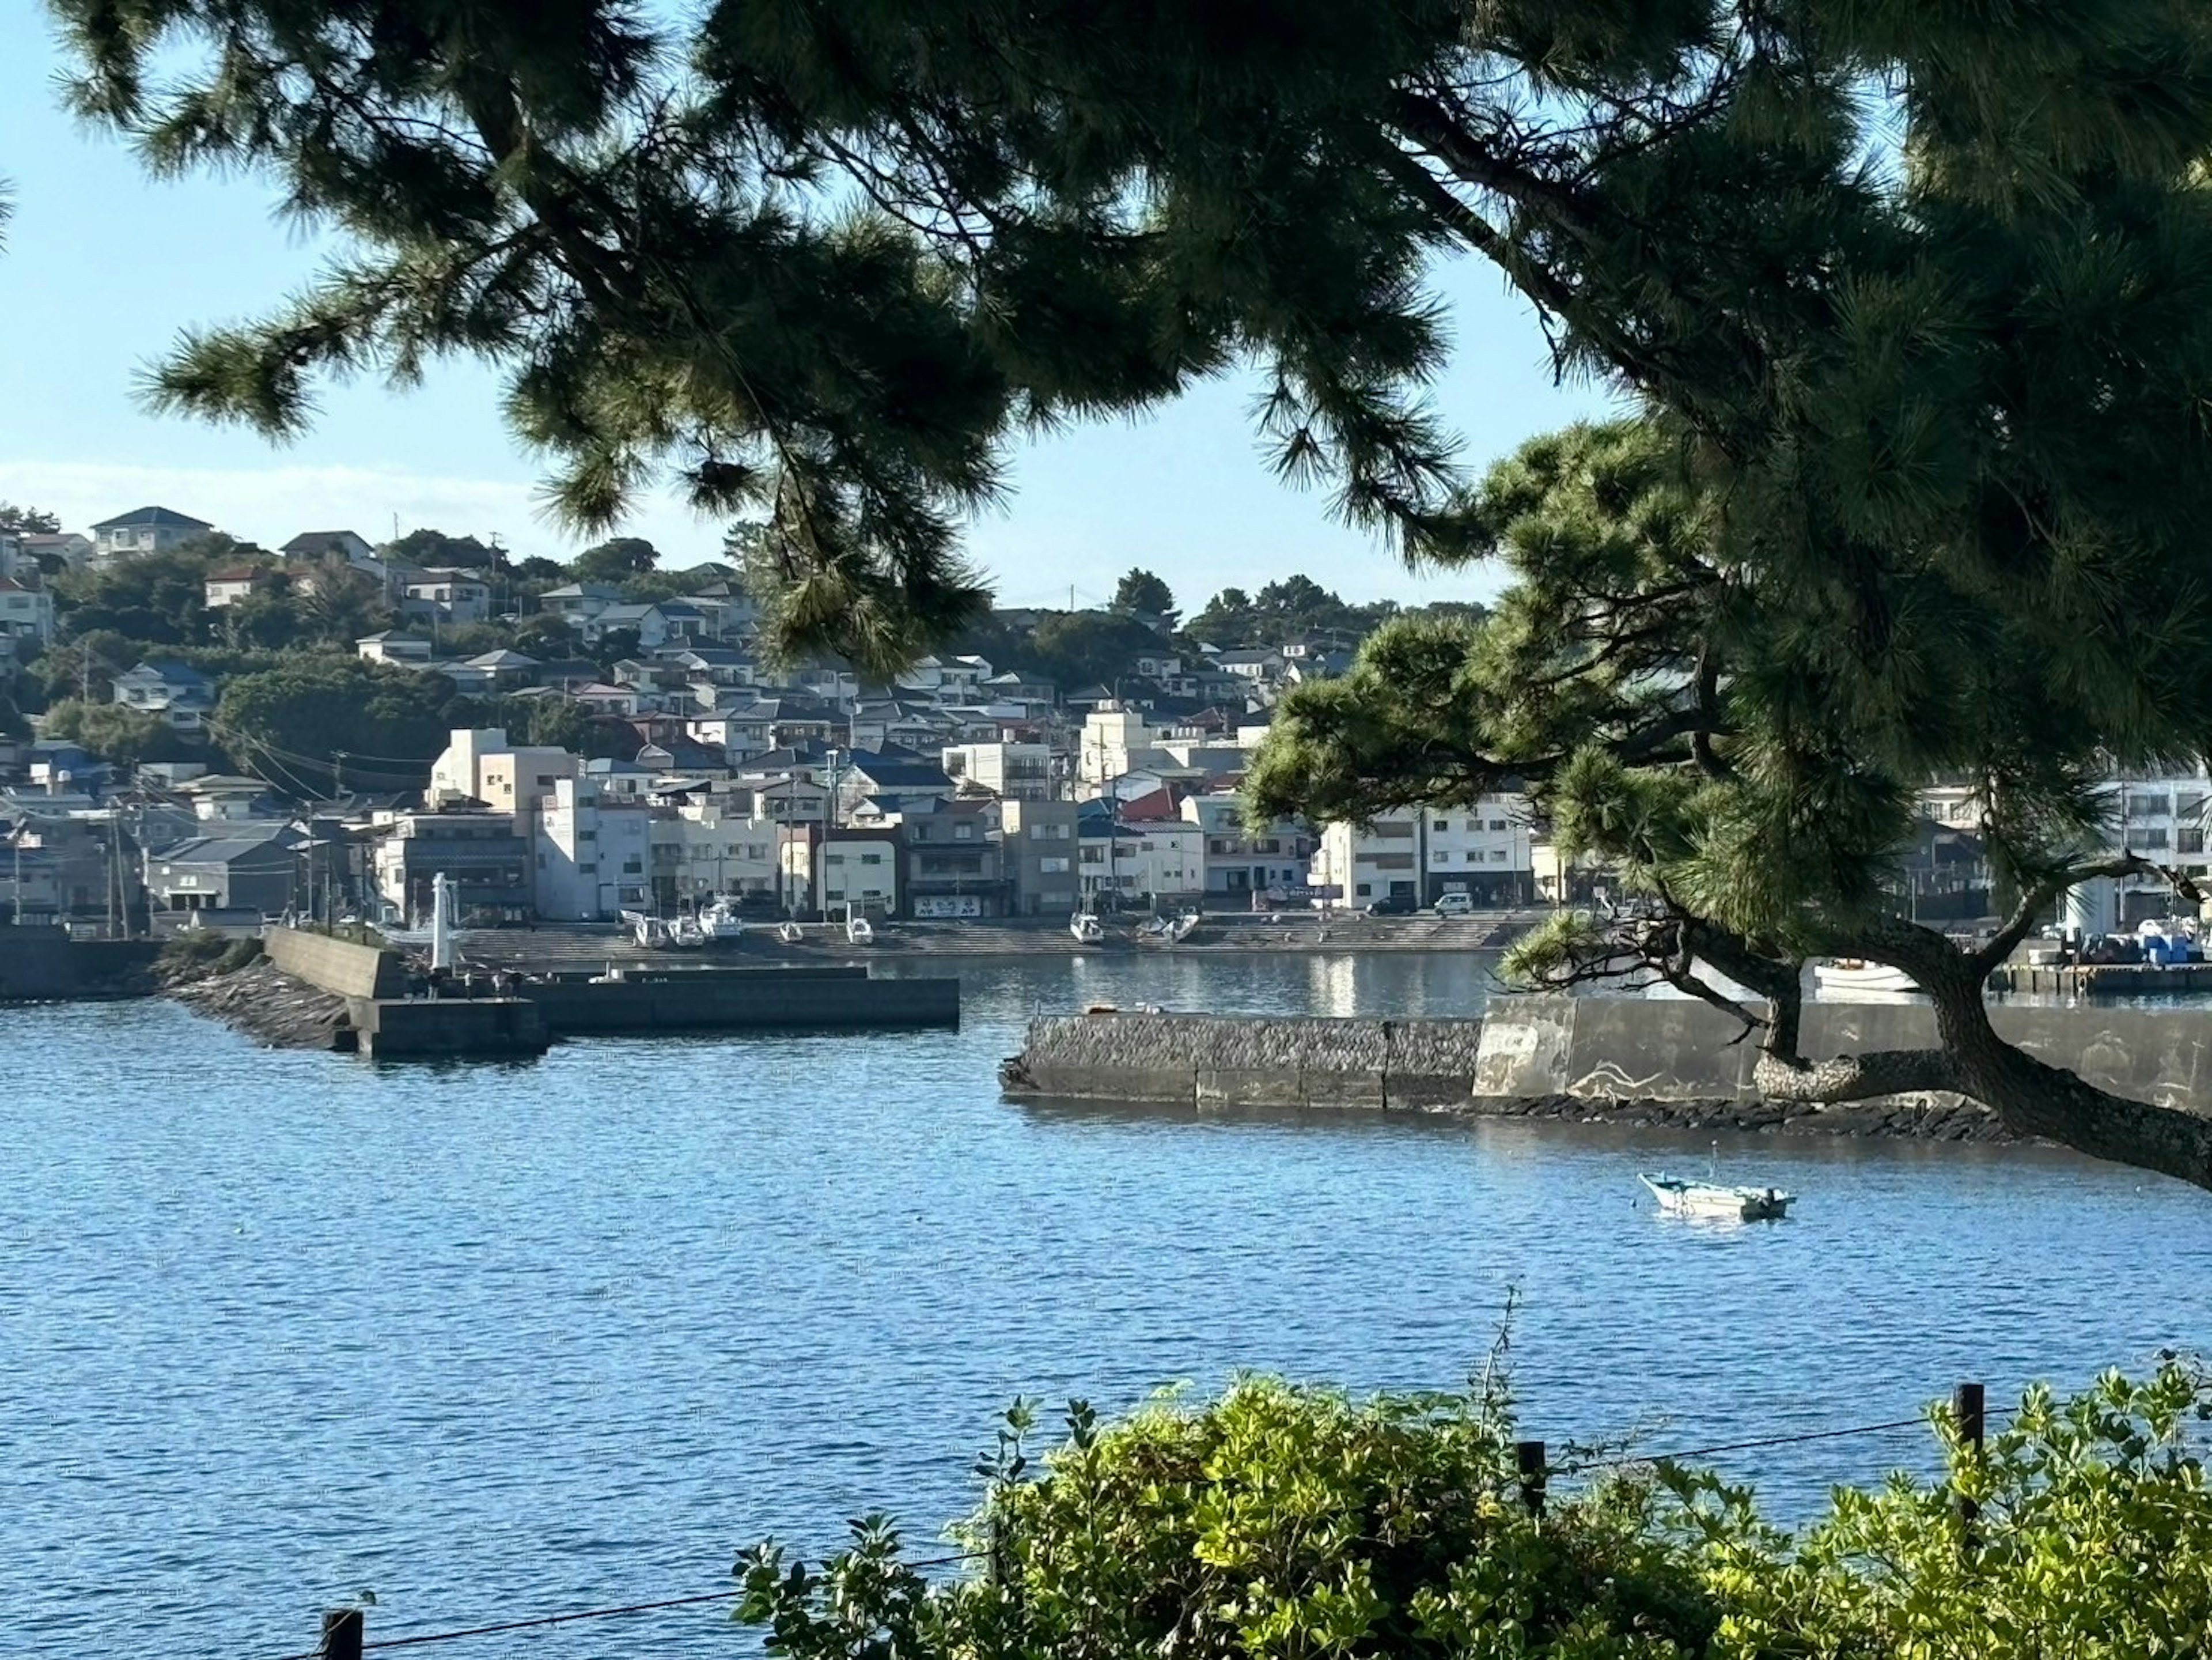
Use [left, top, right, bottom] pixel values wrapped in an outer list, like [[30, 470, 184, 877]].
[[92, 505, 213, 532]]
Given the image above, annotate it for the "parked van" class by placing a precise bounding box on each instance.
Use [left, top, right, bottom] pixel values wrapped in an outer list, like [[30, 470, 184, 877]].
[[1433, 891, 1476, 917]]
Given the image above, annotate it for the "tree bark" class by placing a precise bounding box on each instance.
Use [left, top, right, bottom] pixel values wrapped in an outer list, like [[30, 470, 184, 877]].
[[1785, 914, 2212, 1191]]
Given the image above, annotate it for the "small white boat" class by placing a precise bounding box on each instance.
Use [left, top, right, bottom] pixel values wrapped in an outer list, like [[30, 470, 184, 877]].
[[777, 920, 804, 944], [623, 910, 673, 949], [1811, 959, 1919, 997], [665, 914, 707, 950], [1070, 912, 1106, 944], [845, 913, 875, 945], [699, 899, 748, 943], [1168, 911, 1201, 943], [1639, 1173, 1794, 1222]]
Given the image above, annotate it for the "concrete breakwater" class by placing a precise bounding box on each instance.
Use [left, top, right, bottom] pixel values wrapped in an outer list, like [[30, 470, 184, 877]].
[[1001, 996, 2212, 1140], [235, 926, 960, 1056]]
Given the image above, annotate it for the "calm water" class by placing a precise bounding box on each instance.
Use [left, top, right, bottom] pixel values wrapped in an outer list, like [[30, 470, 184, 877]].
[[9, 953, 2212, 1659]]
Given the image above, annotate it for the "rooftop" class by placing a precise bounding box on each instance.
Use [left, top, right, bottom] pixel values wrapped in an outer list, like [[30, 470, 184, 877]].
[[91, 505, 213, 532]]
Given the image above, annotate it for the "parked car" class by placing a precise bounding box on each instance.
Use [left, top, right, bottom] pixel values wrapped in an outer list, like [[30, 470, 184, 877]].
[[1431, 891, 1476, 917], [1363, 894, 1417, 916]]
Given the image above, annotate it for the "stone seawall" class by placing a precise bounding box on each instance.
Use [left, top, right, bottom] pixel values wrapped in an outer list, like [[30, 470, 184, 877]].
[[1002, 997, 2212, 1140], [1003, 1015, 1490, 1111]]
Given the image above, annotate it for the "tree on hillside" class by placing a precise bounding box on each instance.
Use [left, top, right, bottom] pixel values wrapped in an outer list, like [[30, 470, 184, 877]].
[[385, 527, 499, 570], [40, 699, 189, 769], [512, 612, 580, 658], [296, 557, 392, 645], [49, 535, 244, 644], [1025, 611, 1166, 693], [214, 658, 457, 793], [1250, 421, 2212, 1189], [0, 502, 60, 536], [568, 536, 658, 583], [1112, 569, 1176, 620]]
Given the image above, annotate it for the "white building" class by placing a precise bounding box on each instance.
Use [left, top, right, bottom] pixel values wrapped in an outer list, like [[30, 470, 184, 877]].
[[427, 728, 581, 827], [1078, 804, 1206, 902], [1181, 792, 1312, 905], [532, 780, 652, 918], [402, 569, 492, 626], [1078, 704, 1154, 788], [1310, 796, 1535, 910], [649, 801, 778, 903], [941, 740, 1055, 802], [90, 505, 213, 562]]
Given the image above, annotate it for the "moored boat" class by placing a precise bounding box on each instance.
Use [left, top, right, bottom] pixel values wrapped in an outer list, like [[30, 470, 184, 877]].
[[1070, 912, 1106, 944], [1639, 1172, 1794, 1222], [1810, 959, 1919, 997], [846, 913, 876, 945]]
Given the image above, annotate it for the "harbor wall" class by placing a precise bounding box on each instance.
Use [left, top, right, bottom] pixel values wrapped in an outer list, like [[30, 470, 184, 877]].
[[0, 928, 162, 1002], [353, 997, 550, 1060], [262, 927, 408, 1000], [522, 966, 960, 1035], [1003, 998, 2212, 1126]]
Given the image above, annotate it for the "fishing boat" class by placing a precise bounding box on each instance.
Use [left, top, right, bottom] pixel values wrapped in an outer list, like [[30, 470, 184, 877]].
[[845, 913, 876, 945], [623, 910, 669, 949], [1638, 1172, 1794, 1222], [665, 914, 707, 950], [1810, 958, 1919, 998], [777, 920, 804, 944], [1070, 912, 1106, 944]]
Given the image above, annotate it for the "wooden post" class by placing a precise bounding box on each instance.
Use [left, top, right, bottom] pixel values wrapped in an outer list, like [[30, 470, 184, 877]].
[[1516, 1440, 1547, 1519], [1954, 1381, 1985, 1554], [320, 1608, 364, 1660]]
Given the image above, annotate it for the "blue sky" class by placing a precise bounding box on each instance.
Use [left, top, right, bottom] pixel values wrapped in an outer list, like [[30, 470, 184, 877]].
[[0, 9, 1611, 611]]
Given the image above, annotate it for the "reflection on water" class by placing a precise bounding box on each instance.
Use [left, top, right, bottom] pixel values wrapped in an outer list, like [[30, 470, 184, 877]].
[[6, 954, 2212, 1659]]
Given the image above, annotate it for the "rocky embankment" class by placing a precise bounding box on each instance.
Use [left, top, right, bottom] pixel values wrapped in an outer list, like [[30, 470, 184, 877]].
[[1464, 1091, 2017, 1143], [166, 958, 353, 1049]]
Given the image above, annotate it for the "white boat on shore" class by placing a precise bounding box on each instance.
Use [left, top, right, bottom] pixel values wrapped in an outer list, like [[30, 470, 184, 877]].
[[699, 899, 748, 943], [1070, 912, 1106, 944], [1639, 1173, 1794, 1222], [1811, 959, 1919, 998], [845, 913, 875, 945]]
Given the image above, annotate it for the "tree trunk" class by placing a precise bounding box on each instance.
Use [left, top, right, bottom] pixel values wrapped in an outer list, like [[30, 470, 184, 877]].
[[1749, 915, 2212, 1192]]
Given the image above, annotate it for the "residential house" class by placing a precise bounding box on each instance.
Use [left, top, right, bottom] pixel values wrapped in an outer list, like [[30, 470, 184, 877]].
[[572, 682, 645, 719], [688, 705, 777, 765], [1181, 791, 1313, 906], [356, 630, 434, 665], [1075, 797, 1205, 905], [25, 742, 108, 797], [590, 601, 672, 649], [463, 649, 542, 691], [791, 662, 861, 707], [372, 807, 532, 922], [203, 565, 279, 609], [281, 530, 377, 565], [1214, 648, 1285, 682], [838, 749, 955, 821], [901, 797, 1007, 917], [532, 779, 652, 918], [17, 532, 93, 573], [111, 661, 215, 731], [666, 646, 757, 687], [582, 756, 658, 800], [998, 799, 1081, 917], [941, 740, 1055, 803], [1077, 704, 1156, 788], [537, 581, 626, 629], [145, 827, 304, 915], [402, 569, 492, 626], [751, 772, 831, 827], [90, 505, 213, 562], [175, 774, 283, 823], [0, 577, 55, 645]]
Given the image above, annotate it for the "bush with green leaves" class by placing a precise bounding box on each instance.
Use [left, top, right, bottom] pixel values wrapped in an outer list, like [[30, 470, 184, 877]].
[[738, 1363, 2212, 1660]]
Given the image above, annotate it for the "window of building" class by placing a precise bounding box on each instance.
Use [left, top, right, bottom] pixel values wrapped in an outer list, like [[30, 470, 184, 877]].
[[1489, 819, 1508, 831], [2127, 793, 2173, 819], [953, 823, 974, 840], [1355, 882, 1372, 897], [2181, 829, 2206, 855], [578, 861, 596, 873], [1431, 819, 1450, 831], [1491, 850, 1508, 862], [578, 830, 596, 842], [1041, 857, 1070, 874], [862, 852, 883, 865], [2140, 828, 2171, 849], [622, 858, 643, 874]]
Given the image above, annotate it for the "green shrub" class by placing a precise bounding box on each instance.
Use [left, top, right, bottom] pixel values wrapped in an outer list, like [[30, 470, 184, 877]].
[[736, 1364, 2212, 1660]]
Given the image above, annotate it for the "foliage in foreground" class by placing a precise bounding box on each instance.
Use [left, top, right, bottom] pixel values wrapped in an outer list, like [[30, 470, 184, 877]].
[[738, 1363, 2212, 1660]]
